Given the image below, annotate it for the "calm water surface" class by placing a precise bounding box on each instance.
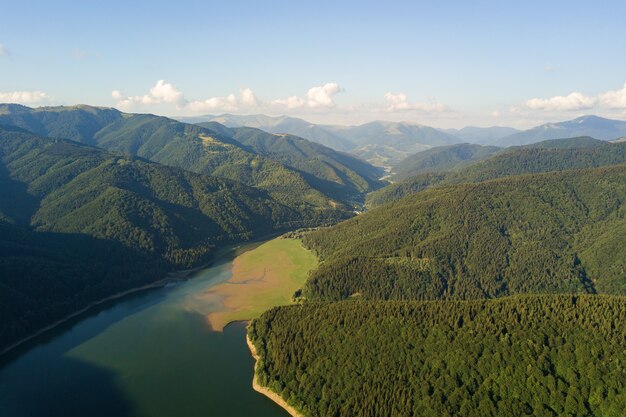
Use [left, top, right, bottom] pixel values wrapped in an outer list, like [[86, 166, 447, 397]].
[[0, 252, 289, 417]]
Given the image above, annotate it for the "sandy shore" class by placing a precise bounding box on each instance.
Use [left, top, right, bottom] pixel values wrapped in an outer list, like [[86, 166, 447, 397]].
[[247, 333, 304, 417]]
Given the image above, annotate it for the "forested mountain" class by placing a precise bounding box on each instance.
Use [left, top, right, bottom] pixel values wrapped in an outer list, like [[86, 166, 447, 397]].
[[196, 122, 384, 199], [249, 295, 626, 417], [188, 114, 461, 167], [0, 126, 341, 349], [367, 139, 626, 207], [0, 105, 375, 213], [184, 114, 354, 151], [304, 165, 626, 301], [392, 143, 501, 180], [496, 115, 626, 146]]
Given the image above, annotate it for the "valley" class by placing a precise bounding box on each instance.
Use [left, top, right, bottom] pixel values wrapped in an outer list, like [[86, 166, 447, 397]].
[[1, 105, 626, 417]]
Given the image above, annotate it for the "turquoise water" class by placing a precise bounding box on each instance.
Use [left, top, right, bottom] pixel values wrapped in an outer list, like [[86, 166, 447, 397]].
[[0, 255, 289, 417]]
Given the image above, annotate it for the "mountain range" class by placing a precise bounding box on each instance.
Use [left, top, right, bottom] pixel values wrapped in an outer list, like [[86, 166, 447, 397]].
[[184, 113, 626, 169], [0, 104, 385, 349]]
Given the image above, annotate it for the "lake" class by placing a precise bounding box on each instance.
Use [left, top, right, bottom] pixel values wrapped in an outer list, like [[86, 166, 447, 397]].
[[0, 249, 289, 417]]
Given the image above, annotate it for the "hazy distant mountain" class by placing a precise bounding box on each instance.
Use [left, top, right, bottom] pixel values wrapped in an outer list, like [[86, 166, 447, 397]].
[[444, 126, 520, 144], [497, 115, 626, 146], [187, 115, 460, 167], [328, 121, 460, 167]]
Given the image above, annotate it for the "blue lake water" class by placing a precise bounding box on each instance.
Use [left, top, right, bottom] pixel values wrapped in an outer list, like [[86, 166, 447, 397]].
[[0, 254, 288, 417]]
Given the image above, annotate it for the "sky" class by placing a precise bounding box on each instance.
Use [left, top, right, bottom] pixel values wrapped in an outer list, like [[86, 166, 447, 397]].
[[1, 0, 626, 128]]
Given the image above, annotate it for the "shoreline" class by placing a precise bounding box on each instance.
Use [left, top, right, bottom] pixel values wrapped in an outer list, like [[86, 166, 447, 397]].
[[0, 275, 179, 358], [246, 333, 305, 417], [0, 231, 286, 358]]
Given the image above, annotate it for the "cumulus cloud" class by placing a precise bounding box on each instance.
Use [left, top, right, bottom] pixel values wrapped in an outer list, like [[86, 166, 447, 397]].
[[114, 80, 187, 111], [525, 92, 596, 111], [383, 92, 448, 112], [271, 83, 343, 109], [521, 82, 626, 114], [599, 82, 626, 109], [187, 94, 238, 113], [113, 80, 269, 113], [306, 83, 343, 108], [0, 90, 49, 104], [240, 87, 259, 107], [272, 95, 306, 109], [149, 80, 186, 104]]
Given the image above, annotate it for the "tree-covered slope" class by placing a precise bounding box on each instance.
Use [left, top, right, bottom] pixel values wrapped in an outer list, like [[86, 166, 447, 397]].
[[197, 122, 384, 197], [392, 143, 501, 180], [0, 220, 166, 350], [303, 165, 626, 301], [367, 140, 626, 208], [0, 105, 358, 215], [0, 126, 329, 349], [249, 295, 626, 417]]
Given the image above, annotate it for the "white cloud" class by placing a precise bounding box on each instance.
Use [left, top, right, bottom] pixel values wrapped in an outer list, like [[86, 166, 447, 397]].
[[272, 95, 306, 109], [0, 43, 8, 57], [0, 90, 49, 104], [271, 83, 343, 109], [240, 87, 259, 107], [187, 94, 238, 113], [525, 92, 596, 111], [306, 83, 342, 108], [491, 110, 502, 118], [113, 81, 267, 113], [149, 80, 186, 105], [114, 80, 187, 111], [599, 82, 626, 109], [383, 92, 448, 112], [521, 82, 626, 114]]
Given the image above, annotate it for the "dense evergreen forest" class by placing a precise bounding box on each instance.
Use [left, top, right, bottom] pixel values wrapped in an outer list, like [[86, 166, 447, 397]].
[[249, 295, 626, 417], [245, 133, 626, 417], [303, 165, 625, 301], [367, 139, 626, 207]]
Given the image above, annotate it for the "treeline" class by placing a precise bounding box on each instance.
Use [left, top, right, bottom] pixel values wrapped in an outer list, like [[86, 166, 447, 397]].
[[249, 295, 626, 417], [367, 140, 626, 207], [303, 165, 626, 301]]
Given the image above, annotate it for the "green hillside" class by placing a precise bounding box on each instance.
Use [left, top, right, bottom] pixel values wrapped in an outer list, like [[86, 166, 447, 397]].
[[249, 295, 626, 417], [0, 126, 334, 349], [197, 123, 384, 198], [0, 105, 367, 216], [304, 165, 626, 301], [392, 143, 501, 180], [367, 140, 626, 208]]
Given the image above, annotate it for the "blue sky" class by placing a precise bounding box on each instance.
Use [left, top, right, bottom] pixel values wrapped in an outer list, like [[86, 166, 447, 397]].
[[1, 0, 626, 128]]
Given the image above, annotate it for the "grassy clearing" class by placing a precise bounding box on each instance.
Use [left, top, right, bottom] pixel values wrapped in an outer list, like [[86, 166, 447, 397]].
[[206, 236, 317, 330]]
